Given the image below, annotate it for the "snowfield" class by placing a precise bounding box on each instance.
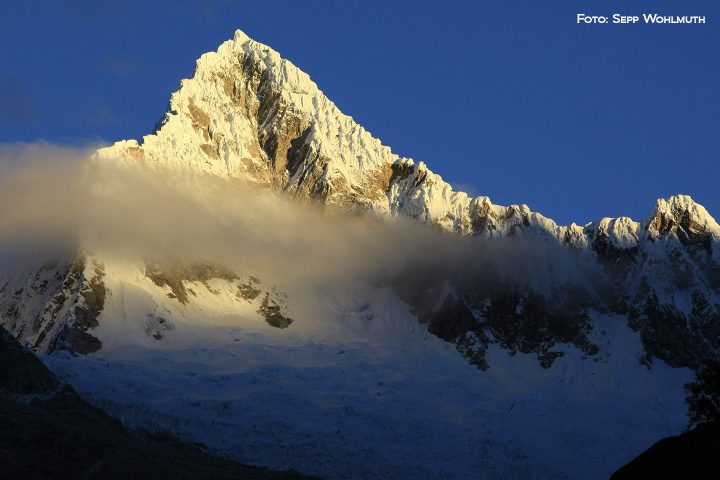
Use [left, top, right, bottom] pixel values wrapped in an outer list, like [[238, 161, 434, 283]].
[[45, 280, 691, 480]]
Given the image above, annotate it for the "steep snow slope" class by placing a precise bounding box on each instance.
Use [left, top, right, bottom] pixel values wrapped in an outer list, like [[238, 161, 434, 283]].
[[45, 276, 692, 480]]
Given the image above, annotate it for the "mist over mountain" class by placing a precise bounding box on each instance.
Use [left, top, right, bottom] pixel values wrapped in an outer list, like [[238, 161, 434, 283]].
[[1, 29, 718, 479]]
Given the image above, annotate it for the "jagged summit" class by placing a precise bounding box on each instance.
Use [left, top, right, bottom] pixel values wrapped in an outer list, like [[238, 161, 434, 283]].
[[232, 28, 251, 43], [649, 194, 720, 240], [99, 27, 399, 212], [97, 30, 718, 252]]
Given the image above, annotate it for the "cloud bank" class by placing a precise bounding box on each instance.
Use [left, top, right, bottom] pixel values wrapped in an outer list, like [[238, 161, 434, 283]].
[[0, 143, 600, 295]]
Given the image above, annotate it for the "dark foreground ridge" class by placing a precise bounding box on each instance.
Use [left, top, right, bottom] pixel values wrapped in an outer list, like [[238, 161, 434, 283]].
[[610, 421, 720, 479], [0, 327, 320, 480]]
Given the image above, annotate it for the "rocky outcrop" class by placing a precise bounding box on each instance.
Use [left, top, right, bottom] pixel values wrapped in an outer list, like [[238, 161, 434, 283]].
[[145, 260, 294, 330], [0, 255, 104, 355], [237, 277, 262, 301], [257, 291, 293, 329], [391, 263, 600, 370], [145, 259, 239, 304]]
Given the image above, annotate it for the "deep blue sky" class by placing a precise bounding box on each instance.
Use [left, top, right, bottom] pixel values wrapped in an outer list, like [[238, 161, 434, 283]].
[[1, 0, 718, 225]]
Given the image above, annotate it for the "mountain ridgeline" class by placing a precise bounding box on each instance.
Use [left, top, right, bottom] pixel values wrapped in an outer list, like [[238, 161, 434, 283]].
[[1, 29, 719, 373]]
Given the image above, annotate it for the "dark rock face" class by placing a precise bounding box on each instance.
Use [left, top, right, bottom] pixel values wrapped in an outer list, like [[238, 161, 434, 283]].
[[391, 257, 600, 371], [145, 314, 174, 341], [0, 326, 319, 480], [258, 292, 293, 329], [145, 259, 239, 304], [426, 294, 478, 343], [619, 243, 720, 370], [393, 278, 598, 370], [144, 261, 294, 330], [57, 259, 106, 354], [0, 255, 104, 355], [237, 277, 262, 301], [610, 421, 720, 480]]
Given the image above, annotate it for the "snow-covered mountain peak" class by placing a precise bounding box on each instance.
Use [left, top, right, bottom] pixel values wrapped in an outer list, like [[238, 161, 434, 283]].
[[98, 27, 400, 214], [648, 194, 720, 240], [232, 28, 251, 44], [592, 217, 641, 250], [81, 29, 720, 374], [96, 30, 719, 251]]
